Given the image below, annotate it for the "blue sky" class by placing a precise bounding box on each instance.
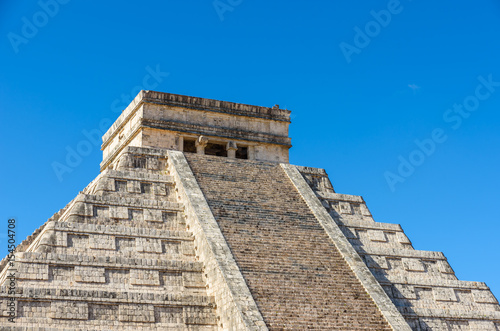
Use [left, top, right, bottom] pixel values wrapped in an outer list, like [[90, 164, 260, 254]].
[[1, 0, 499, 298]]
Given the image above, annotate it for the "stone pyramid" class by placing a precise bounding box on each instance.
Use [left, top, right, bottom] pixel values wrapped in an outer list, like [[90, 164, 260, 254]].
[[0, 91, 498, 330]]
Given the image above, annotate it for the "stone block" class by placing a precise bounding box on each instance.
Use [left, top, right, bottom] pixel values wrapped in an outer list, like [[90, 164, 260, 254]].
[[70, 202, 94, 217], [341, 227, 357, 239], [472, 290, 498, 304], [74, 266, 106, 283], [89, 234, 116, 250], [393, 284, 416, 300], [39, 230, 67, 247], [365, 255, 389, 269], [54, 231, 68, 247], [419, 318, 448, 330], [154, 182, 167, 196], [96, 178, 115, 192], [136, 237, 162, 253], [109, 206, 129, 219], [183, 306, 217, 325], [183, 272, 205, 288], [396, 232, 411, 245], [129, 209, 143, 222], [17, 263, 49, 280], [162, 211, 178, 225], [437, 260, 455, 274], [130, 269, 160, 286], [368, 230, 387, 242], [402, 258, 425, 272], [360, 203, 372, 216], [89, 304, 119, 321], [50, 301, 88, 320], [339, 201, 352, 214], [144, 209, 162, 222], [118, 304, 155, 323], [147, 157, 160, 170], [115, 180, 128, 192], [156, 306, 183, 323], [433, 287, 457, 302], [127, 180, 141, 193], [181, 241, 195, 256], [140, 182, 152, 194], [93, 205, 109, 218]]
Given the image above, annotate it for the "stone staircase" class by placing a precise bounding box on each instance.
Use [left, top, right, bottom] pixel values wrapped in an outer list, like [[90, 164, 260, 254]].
[[297, 166, 500, 330], [185, 153, 393, 331], [0, 148, 217, 330]]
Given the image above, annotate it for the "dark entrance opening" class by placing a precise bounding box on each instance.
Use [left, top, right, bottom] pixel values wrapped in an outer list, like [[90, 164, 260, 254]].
[[236, 146, 248, 159], [183, 139, 196, 153], [205, 143, 227, 157]]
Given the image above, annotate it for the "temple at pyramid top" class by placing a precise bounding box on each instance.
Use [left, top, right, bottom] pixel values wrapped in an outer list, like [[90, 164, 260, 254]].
[[101, 90, 292, 171]]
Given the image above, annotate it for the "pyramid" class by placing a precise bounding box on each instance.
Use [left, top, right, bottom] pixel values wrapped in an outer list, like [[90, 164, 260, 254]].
[[0, 91, 498, 330]]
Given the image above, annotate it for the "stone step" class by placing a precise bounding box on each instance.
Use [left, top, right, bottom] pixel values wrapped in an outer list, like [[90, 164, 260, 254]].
[[86, 171, 175, 198], [317, 191, 364, 203], [0, 286, 214, 306], [397, 306, 500, 321], [12, 266, 206, 291], [364, 256, 456, 282], [0, 325, 217, 331], [336, 218, 403, 232], [377, 275, 490, 290], [382, 283, 498, 306], [101, 144, 169, 173], [355, 246, 446, 260], [12, 252, 203, 273], [343, 229, 413, 250], [46, 221, 193, 241], [23, 221, 194, 258], [67, 193, 183, 213], [103, 169, 174, 182], [61, 193, 184, 227], [0, 290, 217, 329], [0, 326, 216, 331]]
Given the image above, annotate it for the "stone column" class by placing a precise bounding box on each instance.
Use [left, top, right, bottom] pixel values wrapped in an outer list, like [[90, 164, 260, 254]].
[[176, 135, 184, 151], [196, 136, 208, 155], [248, 146, 255, 160], [226, 141, 238, 158]]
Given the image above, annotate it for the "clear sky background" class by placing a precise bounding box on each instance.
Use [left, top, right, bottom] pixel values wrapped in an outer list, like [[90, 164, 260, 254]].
[[1, 0, 499, 298]]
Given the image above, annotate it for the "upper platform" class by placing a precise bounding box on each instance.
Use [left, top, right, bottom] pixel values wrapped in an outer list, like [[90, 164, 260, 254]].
[[100, 91, 292, 171]]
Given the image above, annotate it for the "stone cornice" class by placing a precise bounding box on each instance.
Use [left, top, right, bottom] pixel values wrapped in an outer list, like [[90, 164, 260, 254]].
[[142, 118, 292, 146], [142, 90, 291, 123]]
